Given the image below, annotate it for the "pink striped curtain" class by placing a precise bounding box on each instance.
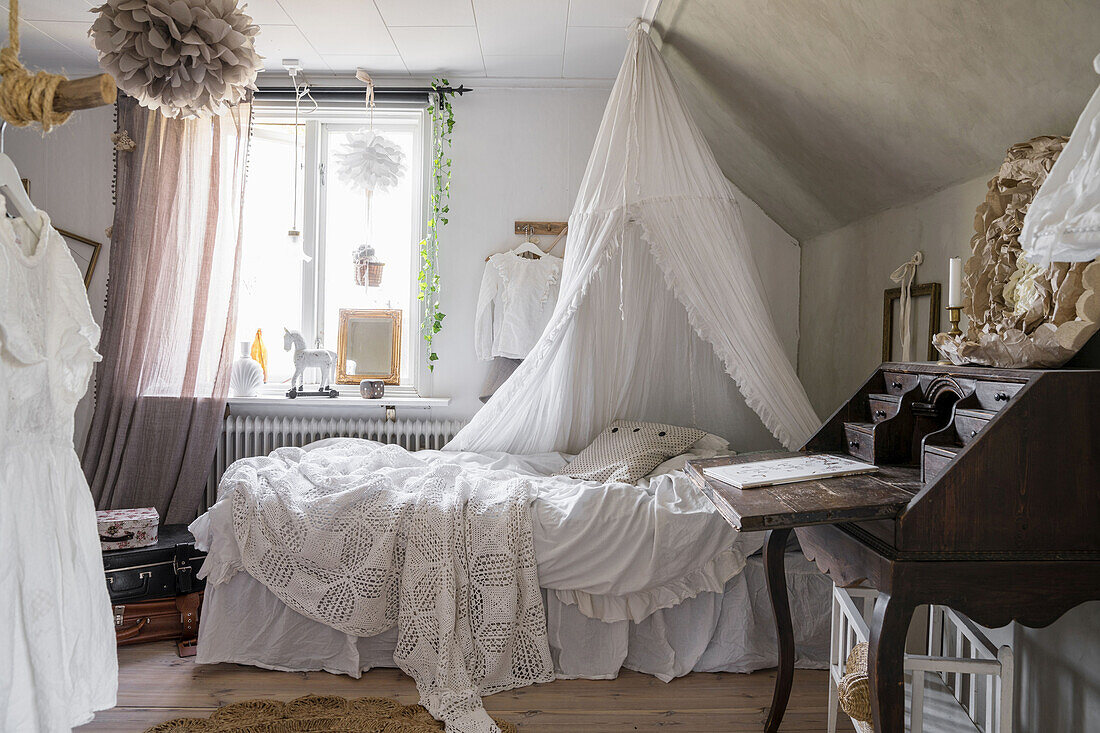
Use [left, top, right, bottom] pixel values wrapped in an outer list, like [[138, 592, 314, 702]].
[[83, 95, 252, 522]]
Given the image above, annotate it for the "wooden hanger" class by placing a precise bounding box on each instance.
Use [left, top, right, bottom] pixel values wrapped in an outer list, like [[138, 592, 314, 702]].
[[485, 223, 561, 262]]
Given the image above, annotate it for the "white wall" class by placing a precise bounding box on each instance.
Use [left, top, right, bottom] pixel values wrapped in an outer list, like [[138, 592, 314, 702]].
[[798, 175, 1100, 733], [8, 85, 803, 452], [5, 105, 116, 452]]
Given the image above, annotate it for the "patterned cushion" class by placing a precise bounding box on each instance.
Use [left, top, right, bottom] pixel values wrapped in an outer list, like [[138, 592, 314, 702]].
[[555, 420, 708, 484]]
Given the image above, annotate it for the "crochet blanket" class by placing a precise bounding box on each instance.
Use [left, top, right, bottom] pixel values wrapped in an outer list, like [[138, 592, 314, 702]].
[[223, 439, 553, 732]]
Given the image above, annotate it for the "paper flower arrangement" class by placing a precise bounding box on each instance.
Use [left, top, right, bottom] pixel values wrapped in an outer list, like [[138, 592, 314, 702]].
[[335, 129, 407, 193], [90, 0, 263, 119]]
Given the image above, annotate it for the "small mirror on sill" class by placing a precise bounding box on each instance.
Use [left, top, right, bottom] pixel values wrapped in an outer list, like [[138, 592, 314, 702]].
[[336, 308, 402, 385]]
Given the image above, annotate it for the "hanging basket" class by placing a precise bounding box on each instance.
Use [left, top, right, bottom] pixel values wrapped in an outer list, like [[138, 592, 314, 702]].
[[367, 260, 385, 287], [353, 245, 385, 287]]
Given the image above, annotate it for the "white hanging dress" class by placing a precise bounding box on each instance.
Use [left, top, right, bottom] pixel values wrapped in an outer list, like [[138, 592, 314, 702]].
[[0, 211, 117, 731], [1020, 53, 1100, 264]]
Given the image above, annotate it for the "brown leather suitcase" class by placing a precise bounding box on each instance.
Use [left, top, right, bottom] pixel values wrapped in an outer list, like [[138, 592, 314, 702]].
[[113, 591, 203, 657]]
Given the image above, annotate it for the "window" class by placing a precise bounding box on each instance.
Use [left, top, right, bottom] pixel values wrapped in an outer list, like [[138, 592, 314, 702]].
[[236, 107, 426, 390]]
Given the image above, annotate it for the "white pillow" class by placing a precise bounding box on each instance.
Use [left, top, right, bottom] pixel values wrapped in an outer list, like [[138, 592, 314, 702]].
[[554, 420, 707, 484]]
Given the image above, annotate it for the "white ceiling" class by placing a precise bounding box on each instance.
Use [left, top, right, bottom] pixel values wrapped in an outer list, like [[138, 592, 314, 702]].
[[2, 0, 656, 80]]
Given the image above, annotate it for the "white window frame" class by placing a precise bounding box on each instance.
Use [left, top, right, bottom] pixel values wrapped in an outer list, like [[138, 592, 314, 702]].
[[249, 105, 433, 396]]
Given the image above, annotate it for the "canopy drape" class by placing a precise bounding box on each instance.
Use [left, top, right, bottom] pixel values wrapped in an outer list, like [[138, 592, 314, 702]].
[[447, 23, 819, 454]]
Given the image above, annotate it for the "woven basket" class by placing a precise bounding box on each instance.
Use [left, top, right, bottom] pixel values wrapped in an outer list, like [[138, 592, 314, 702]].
[[367, 260, 384, 287], [838, 642, 873, 724]]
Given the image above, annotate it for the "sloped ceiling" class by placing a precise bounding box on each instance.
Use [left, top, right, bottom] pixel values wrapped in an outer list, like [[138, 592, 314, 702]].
[[653, 0, 1100, 240]]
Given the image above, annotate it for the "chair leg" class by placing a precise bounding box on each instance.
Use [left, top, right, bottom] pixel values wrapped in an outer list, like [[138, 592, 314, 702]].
[[827, 676, 839, 733]]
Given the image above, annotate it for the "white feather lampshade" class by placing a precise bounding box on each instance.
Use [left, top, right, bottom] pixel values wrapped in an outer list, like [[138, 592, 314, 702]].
[[335, 129, 407, 192]]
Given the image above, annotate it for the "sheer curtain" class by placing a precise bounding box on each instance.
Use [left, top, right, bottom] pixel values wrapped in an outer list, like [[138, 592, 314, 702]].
[[448, 22, 819, 454], [83, 95, 251, 522]]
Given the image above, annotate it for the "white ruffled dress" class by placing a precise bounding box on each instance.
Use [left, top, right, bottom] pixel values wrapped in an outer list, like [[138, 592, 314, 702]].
[[1020, 53, 1100, 264], [0, 212, 117, 731]]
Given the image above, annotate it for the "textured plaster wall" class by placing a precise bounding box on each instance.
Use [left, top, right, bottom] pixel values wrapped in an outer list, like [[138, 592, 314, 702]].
[[797, 174, 985, 416], [654, 0, 1100, 239]]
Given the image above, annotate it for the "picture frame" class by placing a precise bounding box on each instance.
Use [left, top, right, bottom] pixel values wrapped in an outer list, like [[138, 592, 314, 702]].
[[336, 308, 402, 385], [58, 228, 103, 288], [882, 282, 941, 362], [20, 178, 103, 289]]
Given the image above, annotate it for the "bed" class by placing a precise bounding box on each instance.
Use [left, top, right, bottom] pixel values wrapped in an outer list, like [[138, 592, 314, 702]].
[[191, 437, 831, 685]]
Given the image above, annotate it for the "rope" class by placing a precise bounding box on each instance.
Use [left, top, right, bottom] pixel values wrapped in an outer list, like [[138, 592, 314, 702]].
[[0, 0, 72, 131]]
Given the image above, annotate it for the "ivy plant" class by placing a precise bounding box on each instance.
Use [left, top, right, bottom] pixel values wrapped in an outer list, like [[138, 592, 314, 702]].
[[419, 78, 455, 370]]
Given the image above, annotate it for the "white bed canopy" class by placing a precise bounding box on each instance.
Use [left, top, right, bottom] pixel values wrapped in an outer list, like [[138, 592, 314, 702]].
[[447, 21, 819, 454]]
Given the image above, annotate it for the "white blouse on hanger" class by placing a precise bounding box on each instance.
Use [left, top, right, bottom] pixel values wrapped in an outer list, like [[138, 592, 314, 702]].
[[475, 251, 562, 360], [1020, 53, 1100, 264]]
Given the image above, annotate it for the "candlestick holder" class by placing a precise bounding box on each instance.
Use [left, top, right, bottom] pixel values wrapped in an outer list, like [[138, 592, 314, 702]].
[[946, 306, 962, 338]]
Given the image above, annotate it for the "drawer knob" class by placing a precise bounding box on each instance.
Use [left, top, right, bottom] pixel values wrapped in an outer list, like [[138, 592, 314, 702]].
[[994, 391, 1010, 401], [874, 409, 887, 418], [891, 381, 903, 389], [849, 440, 860, 448], [970, 429, 979, 437]]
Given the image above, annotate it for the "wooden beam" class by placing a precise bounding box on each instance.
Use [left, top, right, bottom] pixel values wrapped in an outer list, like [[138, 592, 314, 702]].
[[53, 73, 117, 114]]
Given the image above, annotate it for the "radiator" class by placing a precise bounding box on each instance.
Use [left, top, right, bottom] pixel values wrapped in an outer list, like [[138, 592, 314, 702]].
[[206, 414, 466, 508]]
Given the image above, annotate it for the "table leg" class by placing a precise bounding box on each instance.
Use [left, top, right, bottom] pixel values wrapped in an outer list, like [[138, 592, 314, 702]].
[[764, 527, 793, 733], [868, 591, 914, 733]]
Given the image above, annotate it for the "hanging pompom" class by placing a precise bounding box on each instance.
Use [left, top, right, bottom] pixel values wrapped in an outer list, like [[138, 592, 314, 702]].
[[335, 129, 407, 192], [89, 0, 263, 119]]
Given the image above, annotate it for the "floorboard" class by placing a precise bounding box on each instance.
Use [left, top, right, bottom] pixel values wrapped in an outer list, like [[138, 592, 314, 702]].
[[79, 643, 854, 732]]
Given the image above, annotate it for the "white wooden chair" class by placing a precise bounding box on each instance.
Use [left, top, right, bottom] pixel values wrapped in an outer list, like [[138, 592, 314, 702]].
[[829, 585, 1015, 733]]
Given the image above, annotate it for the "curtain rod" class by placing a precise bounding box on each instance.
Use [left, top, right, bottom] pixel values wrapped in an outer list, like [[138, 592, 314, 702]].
[[255, 85, 472, 107]]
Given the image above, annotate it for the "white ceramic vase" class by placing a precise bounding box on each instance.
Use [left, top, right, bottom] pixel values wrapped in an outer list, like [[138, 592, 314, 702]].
[[230, 340, 264, 397]]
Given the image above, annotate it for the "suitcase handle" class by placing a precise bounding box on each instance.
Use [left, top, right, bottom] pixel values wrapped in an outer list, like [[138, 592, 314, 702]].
[[108, 570, 152, 602], [100, 531, 135, 543], [115, 617, 149, 642]]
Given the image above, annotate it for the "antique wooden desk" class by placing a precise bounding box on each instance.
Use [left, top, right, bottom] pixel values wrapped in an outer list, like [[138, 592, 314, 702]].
[[688, 362, 1100, 733]]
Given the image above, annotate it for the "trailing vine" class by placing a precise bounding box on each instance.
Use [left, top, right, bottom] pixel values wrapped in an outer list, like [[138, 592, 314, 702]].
[[419, 78, 455, 370]]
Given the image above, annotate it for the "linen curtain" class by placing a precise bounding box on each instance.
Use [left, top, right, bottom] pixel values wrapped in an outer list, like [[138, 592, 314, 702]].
[[83, 94, 251, 522]]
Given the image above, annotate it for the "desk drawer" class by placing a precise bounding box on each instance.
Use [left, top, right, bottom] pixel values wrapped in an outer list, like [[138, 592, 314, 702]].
[[883, 372, 920, 396], [869, 396, 900, 423], [974, 381, 1024, 411], [955, 409, 993, 446], [844, 423, 875, 463]]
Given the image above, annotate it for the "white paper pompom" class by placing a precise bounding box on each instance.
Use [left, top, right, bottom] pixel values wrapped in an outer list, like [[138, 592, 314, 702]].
[[90, 0, 263, 119], [335, 129, 407, 192]]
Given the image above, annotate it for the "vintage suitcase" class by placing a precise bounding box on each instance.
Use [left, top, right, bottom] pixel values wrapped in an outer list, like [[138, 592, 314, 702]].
[[96, 507, 160, 551], [102, 524, 206, 604], [113, 592, 203, 657]]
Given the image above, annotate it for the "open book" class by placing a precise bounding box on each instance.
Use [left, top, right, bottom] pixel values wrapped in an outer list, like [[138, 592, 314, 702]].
[[702, 453, 878, 489]]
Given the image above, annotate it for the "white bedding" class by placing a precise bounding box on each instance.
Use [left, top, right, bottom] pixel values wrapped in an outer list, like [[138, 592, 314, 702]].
[[191, 438, 828, 691], [196, 437, 763, 628]]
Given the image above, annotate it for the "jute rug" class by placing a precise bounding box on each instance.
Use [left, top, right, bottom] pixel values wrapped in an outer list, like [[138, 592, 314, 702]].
[[144, 695, 518, 733]]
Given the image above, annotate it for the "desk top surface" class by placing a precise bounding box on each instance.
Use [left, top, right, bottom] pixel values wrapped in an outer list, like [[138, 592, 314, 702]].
[[686, 451, 919, 532]]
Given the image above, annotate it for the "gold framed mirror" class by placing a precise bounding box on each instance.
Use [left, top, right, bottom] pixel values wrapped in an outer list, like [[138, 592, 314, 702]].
[[336, 309, 402, 385]]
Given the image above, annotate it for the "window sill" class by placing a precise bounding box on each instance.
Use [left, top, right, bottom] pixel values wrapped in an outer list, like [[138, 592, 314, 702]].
[[228, 386, 449, 410]]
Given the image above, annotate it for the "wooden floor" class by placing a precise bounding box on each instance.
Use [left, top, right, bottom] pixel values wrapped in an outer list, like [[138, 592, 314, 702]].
[[78, 643, 852, 732]]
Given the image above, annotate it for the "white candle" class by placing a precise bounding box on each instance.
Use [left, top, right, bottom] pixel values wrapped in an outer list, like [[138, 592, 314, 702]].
[[948, 257, 963, 307]]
